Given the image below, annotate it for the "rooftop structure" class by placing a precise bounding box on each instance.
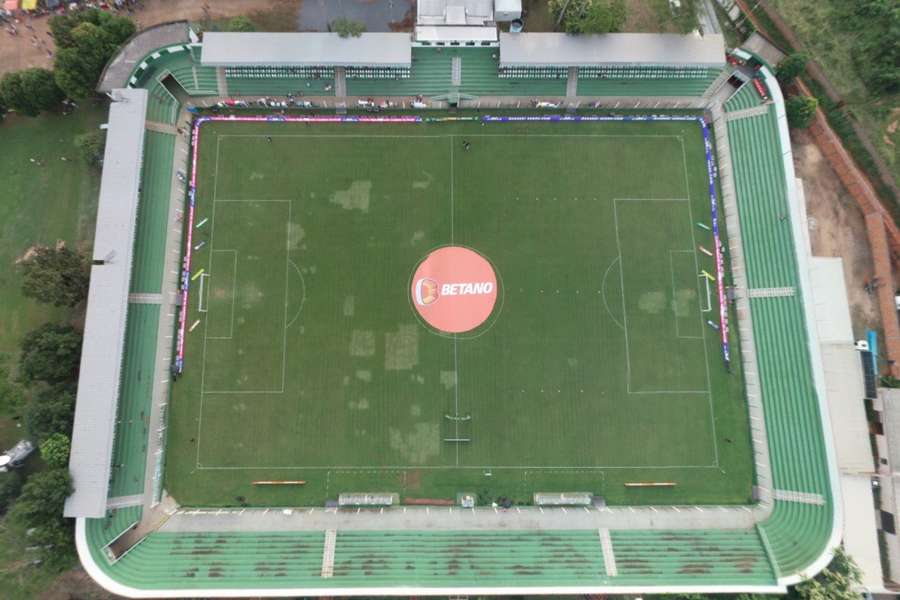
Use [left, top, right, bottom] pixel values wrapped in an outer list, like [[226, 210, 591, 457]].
[[201, 33, 412, 68], [65, 88, 148, 519], [499, 32, 726, 67]]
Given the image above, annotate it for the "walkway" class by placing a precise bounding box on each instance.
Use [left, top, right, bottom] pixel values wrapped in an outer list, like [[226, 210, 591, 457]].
[[139, 107, 193, 512], [163, 503, 758, 533]]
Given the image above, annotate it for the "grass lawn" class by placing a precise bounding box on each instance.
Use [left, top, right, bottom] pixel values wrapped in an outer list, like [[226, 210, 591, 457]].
[[0, 108, 105, 360], [767, 0, 899, 185], [0, 105, 105, 599], [165, 117, 753, 508]]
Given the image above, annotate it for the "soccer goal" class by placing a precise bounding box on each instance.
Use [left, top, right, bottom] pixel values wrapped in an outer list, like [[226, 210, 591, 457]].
[[197, 273, 210, 313], [698, 274, 712, 313]]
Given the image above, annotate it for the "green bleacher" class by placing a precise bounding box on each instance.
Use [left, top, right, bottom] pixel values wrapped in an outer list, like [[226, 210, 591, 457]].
[[108, 303, 160, 498], [577, 73, 720, 97], [131, 44, 218, 96], [131, 132, 175, 294], [725, 82, 764, 112], [610, 529, 774, 584], [146, 80, 180, 125], [87, 506, 143, 549], [227, 76, 335, 97], [727, 102, 834, 575]]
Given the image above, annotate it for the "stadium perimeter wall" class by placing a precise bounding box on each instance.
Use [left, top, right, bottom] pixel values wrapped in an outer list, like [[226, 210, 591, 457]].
[[69, 35, 841, 596]]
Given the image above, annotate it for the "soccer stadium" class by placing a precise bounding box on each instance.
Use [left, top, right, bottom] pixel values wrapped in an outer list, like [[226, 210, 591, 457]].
[[63, 7, 841, 598]]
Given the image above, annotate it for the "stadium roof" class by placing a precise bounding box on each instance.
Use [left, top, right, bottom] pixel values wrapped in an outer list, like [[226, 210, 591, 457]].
[[499, 32, 726, 67], [201, 33, 412, 68], [415, 25, 499, 43], [417, 0, 494, 25], [64, 88, 148, 519]]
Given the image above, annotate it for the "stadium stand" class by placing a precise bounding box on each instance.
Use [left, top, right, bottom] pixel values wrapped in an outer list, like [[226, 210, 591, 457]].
[[577, 73, 721, 98], [145, 81, 180, 125], [724, 82, 765, 112], [107, 303, 160, 499], [68, 31, 838, 596], [130, 132, 176, 294]]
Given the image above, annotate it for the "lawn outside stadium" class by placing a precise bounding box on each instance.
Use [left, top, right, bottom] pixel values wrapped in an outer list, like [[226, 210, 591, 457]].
[[63, 24, 841, 597]]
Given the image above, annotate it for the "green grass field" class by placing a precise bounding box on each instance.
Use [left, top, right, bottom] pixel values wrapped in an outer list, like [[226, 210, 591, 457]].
[[0, 106, 105, 599], [166, 117, 753, 507]]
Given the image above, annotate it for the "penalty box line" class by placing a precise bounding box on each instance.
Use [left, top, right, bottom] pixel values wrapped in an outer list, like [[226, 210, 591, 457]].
[[196, 463, 722, 471]]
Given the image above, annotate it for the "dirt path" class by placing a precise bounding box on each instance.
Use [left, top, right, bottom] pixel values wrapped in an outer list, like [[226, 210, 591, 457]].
[[793, 128, 882, 338], [0, 0, 299, 78]]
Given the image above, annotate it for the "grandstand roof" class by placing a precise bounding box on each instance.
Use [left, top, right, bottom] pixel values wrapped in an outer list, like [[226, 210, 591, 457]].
[[64, 88, 148, 519], [499, 32, 726, 67], [201, 33, 412, 68]]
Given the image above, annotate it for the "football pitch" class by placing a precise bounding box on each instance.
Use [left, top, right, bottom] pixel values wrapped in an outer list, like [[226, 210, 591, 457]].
[[165, 117, 754, 508]]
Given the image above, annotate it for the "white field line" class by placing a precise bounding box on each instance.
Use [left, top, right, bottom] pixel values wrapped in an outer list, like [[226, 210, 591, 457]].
[[600, 256, 625, 330], [196, 136, 223, 468], [200, 202, 291, 395], [681, 136, 720, 468], [197, 463, 723, 471], [217, 133, 684, 140], [285, 259, 306, 329], [449, 135, 454, 244]]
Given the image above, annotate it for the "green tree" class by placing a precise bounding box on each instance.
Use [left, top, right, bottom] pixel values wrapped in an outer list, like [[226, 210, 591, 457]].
[[331, 18, 366, 38], [660, 0, 700, 34], [50, 9, 135, 98], [29, 519, 76, 569], [40, 433, 71, 469], [833, 0, 899, 94], [0, 68, 64, 117], [785, 94, 819, 129], [19, 244, 89, 307], [225, 15, 256, 32], [74, 130, 106, 169], [19, 324, 83, 385], [25, 385, 76, 442], [10, 469, 74, 568], [0, 471, 24, 515], [10, 468, 71, 526], [551, 0, 627, 34], [777, 52, 808, 85], [795, 546, 863, 600]]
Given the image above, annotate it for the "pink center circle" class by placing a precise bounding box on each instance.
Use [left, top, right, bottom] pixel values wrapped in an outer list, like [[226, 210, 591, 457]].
[[411, 246, 498, 334]]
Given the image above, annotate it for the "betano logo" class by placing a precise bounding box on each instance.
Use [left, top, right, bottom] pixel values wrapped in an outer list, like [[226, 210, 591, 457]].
[[414, 278, 439, 306], [413, 279, 495, 306], [410, 246, 498, 334]]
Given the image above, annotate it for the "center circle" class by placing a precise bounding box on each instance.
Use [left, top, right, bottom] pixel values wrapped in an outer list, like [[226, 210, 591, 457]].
[[411, 246, 498, 334]]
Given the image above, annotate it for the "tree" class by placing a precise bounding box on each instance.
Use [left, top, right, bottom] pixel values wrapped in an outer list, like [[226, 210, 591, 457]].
[[0, 68, 64, 117], [785, 94, 819, 129], [29, 519, 75, 569], [40, 433, 70, 469], [25, 385, 76, 442], [550, 0, 627, 34], [777, 53, 808, 85], [19, 244, 89, 307], [663, 0, 700, 34], [795, 546, 862, 600], [10, 469, 74, 568], [19, 324, 83, 385], [50, 9, 135, 99], [10, 468, 71, 526], [331, 18, 366, 38], [832, 0, 899, 94], [0, 471, 24, 515], [74, 130, 106, 169], [225, 16, 256, 32]]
